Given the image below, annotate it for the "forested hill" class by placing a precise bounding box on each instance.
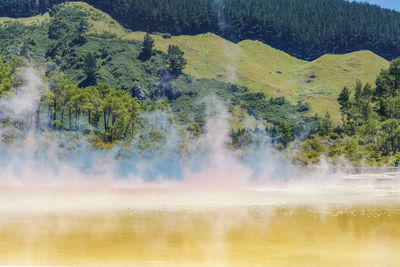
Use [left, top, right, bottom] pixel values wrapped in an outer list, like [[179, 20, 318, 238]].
[[1, 0, 400, 61]]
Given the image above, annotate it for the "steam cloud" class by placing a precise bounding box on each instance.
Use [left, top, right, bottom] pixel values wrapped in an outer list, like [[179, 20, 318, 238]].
[[0, 68, 300, 185], [0, 67, 398, 212]]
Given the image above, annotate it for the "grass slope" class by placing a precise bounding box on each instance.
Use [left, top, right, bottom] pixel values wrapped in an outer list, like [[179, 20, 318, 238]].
[[292, 51, 390, 120], [77, 0, 389, 122], [1, 2, 390, 122], [0, 13, 50, 26], [129, 32, 389, 121]]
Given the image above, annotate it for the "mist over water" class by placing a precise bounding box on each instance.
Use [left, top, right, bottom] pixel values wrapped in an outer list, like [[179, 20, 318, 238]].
[[0, 68, 282, 181], [0, 68, 399, 213]]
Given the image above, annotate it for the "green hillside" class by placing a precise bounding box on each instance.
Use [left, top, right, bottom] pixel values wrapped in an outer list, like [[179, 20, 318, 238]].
[[2, 0, 400, 61], [0, 1, 390, 122], [292, 51, 390, 121], [68, 0, 389, 122], [51, 2, 391, 121], [134, 34, 389, 122]]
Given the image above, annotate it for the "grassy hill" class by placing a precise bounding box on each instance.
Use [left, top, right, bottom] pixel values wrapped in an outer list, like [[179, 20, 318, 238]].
[[0, 13, 50, 26], [127, 32, 389, 121], [67, 1, 389, 122], [1, 1, 391, 122], [291, 51, 390, 120]]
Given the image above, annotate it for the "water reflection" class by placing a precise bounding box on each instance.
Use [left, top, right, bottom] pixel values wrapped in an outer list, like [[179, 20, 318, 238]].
[[1, 206, 400, 266]]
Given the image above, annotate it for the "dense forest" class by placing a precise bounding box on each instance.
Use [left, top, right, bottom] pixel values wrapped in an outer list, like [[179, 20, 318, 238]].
[[1, 0, 400, 60]]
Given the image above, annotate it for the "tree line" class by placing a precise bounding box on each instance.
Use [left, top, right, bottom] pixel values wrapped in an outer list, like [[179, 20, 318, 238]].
[[0, 55, 171, 144], [296, 58, 400, 165], [0, 21, 187, 144], [1, 0, 400, 60], [336, 58, 400, 156]]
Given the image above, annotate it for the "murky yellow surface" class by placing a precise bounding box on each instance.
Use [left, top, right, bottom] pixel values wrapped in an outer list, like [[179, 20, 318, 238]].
[[1, 206, 400, 266]]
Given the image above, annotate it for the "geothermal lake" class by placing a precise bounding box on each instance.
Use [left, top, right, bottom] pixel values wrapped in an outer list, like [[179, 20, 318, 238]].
[[1, 172, 400, 266]]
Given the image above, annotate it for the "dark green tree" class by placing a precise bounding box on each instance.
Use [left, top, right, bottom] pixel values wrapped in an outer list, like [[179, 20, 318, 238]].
[[167, 44, 187, 73], [278, 120, 293, 146], [320, 111, 333, 136], [338, 86, 351, 124], [82, 52, 99, 86], [360, 83, 373, 123], [374, 58, 400, 118], [139, 33, 154, 61], [354, 80, 363, 105]]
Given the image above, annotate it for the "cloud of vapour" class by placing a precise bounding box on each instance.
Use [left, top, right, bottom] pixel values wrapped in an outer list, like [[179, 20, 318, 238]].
[[0, 68, 295, 187], [212, 0, 239, 83], [0, 68, 42, 119], [222, 44, 239, 83], [2, 67, 398, 212], [0, 68, 42, 137]]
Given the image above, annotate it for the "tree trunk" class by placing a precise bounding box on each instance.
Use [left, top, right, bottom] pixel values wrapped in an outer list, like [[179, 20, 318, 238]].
[[103, 112, 108, 131], [35, 101, 41, 131], [52, 100, 57, 131], [103, 111, 108, 141], [69, 108, 72, 130], [76, 108, 79, 130], [48, 104, 52, 127], [123, 118, 133, 138]]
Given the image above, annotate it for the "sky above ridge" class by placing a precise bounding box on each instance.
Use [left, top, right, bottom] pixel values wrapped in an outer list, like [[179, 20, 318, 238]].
[[351, 0, 400, 11]]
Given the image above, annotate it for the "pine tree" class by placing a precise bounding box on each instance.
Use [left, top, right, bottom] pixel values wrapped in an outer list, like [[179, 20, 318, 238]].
[[139, 33, 154, 61], [278, 120, 293, 146], [338, 87, 351, 123], [320, 111, 333, 136], [82, 52, 98, 86], [167, 44, 187, 73]]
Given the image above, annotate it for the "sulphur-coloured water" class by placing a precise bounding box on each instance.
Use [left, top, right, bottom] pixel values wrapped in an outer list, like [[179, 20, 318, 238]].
[[1, 206, 399, 266]]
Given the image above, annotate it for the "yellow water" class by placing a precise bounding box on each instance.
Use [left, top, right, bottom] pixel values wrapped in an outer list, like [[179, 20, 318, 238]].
[[1, 205, 400, 266]]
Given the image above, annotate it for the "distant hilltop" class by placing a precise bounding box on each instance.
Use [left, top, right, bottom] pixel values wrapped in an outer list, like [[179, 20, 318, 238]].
[[1, 0, 400, 61]]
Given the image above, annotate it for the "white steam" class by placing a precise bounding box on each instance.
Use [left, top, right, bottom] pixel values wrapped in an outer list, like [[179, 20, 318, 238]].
[[0, 67, 42, 120], [213, 0, 239, 83], [0, 68, 399, 212]]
